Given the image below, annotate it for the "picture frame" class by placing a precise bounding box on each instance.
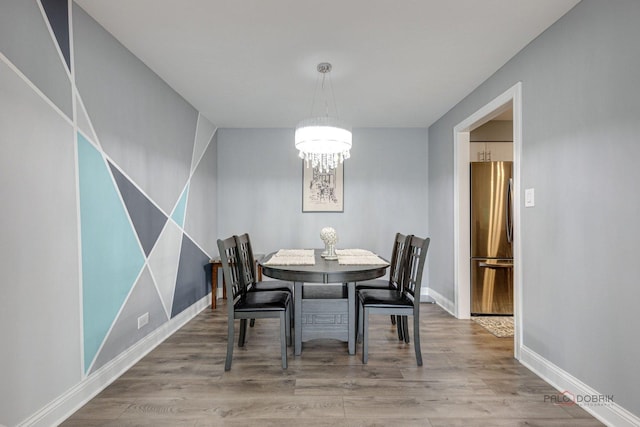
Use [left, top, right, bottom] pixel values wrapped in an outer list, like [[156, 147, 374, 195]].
[[302, 162, 344, 212]]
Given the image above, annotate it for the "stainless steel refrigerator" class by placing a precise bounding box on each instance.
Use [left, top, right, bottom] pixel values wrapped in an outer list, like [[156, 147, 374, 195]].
[[471, 161, 514, 315]]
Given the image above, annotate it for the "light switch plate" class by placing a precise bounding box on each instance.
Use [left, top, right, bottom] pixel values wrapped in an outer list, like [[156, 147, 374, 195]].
[[525, 188, 535, 207]]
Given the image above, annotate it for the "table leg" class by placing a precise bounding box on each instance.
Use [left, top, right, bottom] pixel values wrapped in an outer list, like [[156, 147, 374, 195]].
[[294, 281, 303, 356], [348, 282, 356, 355]]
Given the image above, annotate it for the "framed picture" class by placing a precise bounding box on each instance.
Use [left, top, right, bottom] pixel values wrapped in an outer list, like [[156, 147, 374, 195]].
[[302, 163, 344, 212]]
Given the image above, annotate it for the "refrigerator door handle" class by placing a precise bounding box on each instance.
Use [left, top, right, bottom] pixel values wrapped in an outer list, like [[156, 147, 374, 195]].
[[506, 178, 513, 243]]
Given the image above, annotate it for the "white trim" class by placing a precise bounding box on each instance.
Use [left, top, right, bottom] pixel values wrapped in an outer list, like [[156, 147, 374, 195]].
[[511, 85, 523, 359], [520, 346, 640, 427], [17, 296, 210, 427], [453, 130, 470, 320], [424, 287, 455, 317], [453, 82, 523, 359]]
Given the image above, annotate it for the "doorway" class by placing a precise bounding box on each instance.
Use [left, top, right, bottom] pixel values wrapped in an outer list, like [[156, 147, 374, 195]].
[[453, 82, 522, 359]]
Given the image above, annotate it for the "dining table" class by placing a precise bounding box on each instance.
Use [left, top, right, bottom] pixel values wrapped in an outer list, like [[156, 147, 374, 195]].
[[259, 249, 389, 356]]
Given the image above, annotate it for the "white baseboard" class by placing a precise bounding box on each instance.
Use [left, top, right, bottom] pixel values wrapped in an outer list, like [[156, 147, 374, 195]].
[[424, 287, 455, 316], [519, 345, 640, 427], [19, 296, 211, 427]]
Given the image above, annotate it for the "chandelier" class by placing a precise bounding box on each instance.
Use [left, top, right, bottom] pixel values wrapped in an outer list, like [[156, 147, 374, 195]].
[[295, 63, 352, 172]]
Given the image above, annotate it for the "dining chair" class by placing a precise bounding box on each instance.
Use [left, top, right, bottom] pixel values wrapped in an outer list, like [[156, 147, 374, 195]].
[[357, 235, 430, 365], [217, 236, 291, 370], [355, 232, 411, 339], [234, 233, 294, 334]]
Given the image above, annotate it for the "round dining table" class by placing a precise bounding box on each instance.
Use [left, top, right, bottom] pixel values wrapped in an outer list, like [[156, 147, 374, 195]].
[[260, 249, 389, 356]]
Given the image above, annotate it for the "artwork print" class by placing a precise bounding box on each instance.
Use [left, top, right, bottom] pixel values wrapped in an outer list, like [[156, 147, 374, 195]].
[[302, 163, 344, 212]]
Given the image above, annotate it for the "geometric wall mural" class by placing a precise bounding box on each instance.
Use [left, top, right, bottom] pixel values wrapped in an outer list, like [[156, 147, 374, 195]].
[[41, 0, 71, 70], [171, 183, 189, 228], [183, 129, 218, 256], [75, 94, 99, 145], [171, 234, 211, 318], [77, 133, 146, 372], [0, 1, 219, 423], [73, 3, 197, 215], [109, 162, 168, 257], [89, 267, 169, 374], [147, 220, 183, 318], [0, 0, 72, 118], [191, 115, 217, 174]]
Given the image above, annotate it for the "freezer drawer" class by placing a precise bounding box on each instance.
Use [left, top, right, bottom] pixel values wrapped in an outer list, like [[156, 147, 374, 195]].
[[471, 259, 513, 315]]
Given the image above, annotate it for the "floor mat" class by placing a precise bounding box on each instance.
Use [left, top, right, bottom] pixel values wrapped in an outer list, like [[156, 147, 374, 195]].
[[472, 316, 514, 337]]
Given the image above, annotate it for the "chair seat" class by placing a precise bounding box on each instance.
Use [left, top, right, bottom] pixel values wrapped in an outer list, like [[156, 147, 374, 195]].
[[235, 290, 290, 312], [356, 278, 395, 290], [358, 289, 413, 308], [250, 280, 294, 293]]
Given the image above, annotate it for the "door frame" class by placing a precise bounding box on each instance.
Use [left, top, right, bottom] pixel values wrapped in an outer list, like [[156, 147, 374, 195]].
[[453, 82, 523, 358]]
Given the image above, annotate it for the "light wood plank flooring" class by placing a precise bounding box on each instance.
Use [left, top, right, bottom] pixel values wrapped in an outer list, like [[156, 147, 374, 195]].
[[62, 301, 602, 426]]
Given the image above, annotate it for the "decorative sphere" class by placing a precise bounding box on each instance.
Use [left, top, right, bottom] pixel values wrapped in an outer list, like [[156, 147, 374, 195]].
[[320, 227, 338, 245]]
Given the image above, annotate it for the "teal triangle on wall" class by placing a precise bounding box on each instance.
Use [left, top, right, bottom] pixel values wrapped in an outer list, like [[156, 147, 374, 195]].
[[77, 133, 145, 373], [171, 183, 189, 228]]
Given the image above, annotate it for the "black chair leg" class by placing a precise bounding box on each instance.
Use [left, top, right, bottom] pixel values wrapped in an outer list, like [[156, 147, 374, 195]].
[[250, 319, 256, 327], [357, 300, 364, 343], [225, 316, 235, 371], [396, 315, 405, 341], [390, 315, 396, 325], [413, 313, 422, 366], [286, 306, 292, 347], [402, 316, 410, 344], [280, 311, 288, 369], [362, 306, 369, 364], [238, 318, 247, 347]]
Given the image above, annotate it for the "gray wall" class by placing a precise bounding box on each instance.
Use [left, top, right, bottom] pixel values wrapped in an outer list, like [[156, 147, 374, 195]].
[[217, 128, 429, 262], [428, 0, 640, 416]]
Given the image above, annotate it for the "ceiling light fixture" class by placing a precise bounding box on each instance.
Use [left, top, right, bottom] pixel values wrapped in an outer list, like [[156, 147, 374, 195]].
[[295, 62, 351, 172]]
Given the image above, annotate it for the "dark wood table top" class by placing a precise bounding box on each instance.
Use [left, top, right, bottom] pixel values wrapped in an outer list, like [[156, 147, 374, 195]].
[[259, 249, 388, 283]]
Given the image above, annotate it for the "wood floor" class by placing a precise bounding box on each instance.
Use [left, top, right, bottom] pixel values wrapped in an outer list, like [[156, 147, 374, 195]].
[[62, 301, 603, 426]]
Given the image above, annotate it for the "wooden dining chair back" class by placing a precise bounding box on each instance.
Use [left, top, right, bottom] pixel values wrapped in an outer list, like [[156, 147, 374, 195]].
[[234, 233, 294, 331], [401, 235, 430, 303], [356, 232, 409, 291], [235, 233, 259, 286], [217, 236, 291, 371], [218, 236, 246, 301], [235, 234, 294, 298], [355, 233, 411, 337], [358, 235, 430, 365]]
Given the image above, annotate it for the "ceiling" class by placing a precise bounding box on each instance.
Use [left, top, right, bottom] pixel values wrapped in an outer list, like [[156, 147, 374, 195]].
[[74, 0, 580, 129]]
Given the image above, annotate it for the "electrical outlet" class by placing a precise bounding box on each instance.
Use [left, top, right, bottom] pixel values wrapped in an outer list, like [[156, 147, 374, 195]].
[[137, 312, 149, 329]]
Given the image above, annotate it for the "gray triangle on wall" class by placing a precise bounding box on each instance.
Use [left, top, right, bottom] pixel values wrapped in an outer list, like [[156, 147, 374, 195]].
[[108, 162, 168, 257], [89, 267, 168, 374]]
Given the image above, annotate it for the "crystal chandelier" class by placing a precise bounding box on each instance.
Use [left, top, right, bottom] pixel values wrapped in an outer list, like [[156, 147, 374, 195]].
[[295, 63, 352, 172]]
